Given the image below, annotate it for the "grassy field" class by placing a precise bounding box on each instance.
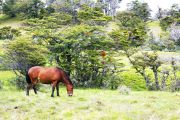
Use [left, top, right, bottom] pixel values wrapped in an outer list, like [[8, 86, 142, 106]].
[[0, 88, 180, 120], [0, 15, 23, 29], [0, 72, 180, 120]]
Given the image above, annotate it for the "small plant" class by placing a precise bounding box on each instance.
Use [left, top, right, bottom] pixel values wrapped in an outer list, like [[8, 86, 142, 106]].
[[118, 85, 131, 95]]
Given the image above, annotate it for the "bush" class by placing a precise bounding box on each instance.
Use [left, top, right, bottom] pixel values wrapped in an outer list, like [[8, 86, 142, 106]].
[[10, 76, 26, 90], [10, 76, 41, 90], [102, 74, 122, 89], [0, 26, 21, 40], [118, 85, 131, 95], [3, 36, 47, 75], [119, 70, 147, 90]]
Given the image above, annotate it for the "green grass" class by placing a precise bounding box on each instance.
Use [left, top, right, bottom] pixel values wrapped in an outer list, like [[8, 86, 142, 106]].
[[0, 14, 23, 28], [147, 21, 160, 27], [0, 71, 16, 89], [0, 88, 180, 120], [0, 71, 179, 120], [0, 40, 4, 55], [0, 71, 15, 81]]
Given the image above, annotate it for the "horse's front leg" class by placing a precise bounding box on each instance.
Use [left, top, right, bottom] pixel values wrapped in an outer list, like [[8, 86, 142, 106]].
[[51, 83, 56, 97], [56, 83, 60, 96]]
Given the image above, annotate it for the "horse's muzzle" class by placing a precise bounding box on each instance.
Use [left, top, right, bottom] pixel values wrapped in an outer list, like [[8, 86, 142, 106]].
[[68, 94, 73, 97]]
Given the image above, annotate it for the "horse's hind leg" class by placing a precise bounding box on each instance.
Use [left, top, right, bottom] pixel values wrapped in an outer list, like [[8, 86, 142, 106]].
[[56, 83, 60, 96], [26, 84, 32, 96]]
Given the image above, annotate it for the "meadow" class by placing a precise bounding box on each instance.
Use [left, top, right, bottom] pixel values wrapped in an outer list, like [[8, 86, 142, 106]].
[[0, 71, 180, 120], [0, 2, 180, 119]]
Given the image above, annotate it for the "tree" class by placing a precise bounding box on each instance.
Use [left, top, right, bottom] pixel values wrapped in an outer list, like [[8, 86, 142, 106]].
[[32, 25, 116, 87], [2, 0, 45, 18], [160, 16, 174, 31], [0, 0, 3, 13], [2, 36, 47, 76], [77, 5, 112, 25], [111, 9, 150, 88], [128, 0, 151, 22], [156, 7, 164, 20], [116, 11, 147, 31], [170, 21, 180, 45], [110, 28, 149, 87], [143, 52, 162, 90], [98, 0, 122, 17], [169, 4, 180, 19], [19, 0, 45, 18], [2, 0, 17, 17]]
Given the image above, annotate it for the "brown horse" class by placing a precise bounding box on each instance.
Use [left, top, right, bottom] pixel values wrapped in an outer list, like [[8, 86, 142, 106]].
[[26, 66, 73, 97]]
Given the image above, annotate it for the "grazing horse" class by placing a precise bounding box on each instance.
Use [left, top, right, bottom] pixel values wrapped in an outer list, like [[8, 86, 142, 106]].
[[26, 66, 73, 97]]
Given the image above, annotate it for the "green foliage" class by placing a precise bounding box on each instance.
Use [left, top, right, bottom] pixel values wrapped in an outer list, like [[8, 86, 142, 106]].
[[113, 11, 147, 50], [116, 11, 145, 29], [128, 0, 151, 22], [33, 24, 115, 87], [25, 12, 72, 30], [3, 36, 47, 75], [77, 5, 112, 25], [110, 29, 146, 49], [169, 4, 180, 19], [119, 70, 146, 90], [2, 0, 16, 17], [10, 76, 26, 90], [160, 16, 174, 31], [2, 0, 46, 18], [0, 26, 20, 40], [21, 0, 45, 18]]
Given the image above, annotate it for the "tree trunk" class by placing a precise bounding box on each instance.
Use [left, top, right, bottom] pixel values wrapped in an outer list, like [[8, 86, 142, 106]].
[[153, 69, 160, 90], [161, 73, 169, 90], [142, 72, 150, 88]]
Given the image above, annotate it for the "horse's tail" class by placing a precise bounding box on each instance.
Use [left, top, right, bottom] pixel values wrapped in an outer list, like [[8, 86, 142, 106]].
[[26, 71, 31, 84]]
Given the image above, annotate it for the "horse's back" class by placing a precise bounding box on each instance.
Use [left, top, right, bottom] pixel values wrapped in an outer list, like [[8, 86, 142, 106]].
[[38, 67, 64, 84]]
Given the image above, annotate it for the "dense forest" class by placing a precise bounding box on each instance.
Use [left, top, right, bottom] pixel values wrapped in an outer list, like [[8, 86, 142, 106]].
[[0, 0, 180, 91]]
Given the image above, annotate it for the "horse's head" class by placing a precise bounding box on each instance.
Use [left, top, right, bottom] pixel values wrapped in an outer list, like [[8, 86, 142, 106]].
[[66, 84, 73, 96]]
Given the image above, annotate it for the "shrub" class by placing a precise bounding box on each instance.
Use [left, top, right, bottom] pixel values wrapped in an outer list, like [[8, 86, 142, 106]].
[[10, 76, 26, 90], [118, 85, 131, 95], [119, 70, 147, 90], [0, 26, 21, 40], [10, 76, 41, 90]]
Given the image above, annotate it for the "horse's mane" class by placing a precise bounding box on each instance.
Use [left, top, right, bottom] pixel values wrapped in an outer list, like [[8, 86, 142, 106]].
[[56, 67, 73, 85]]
